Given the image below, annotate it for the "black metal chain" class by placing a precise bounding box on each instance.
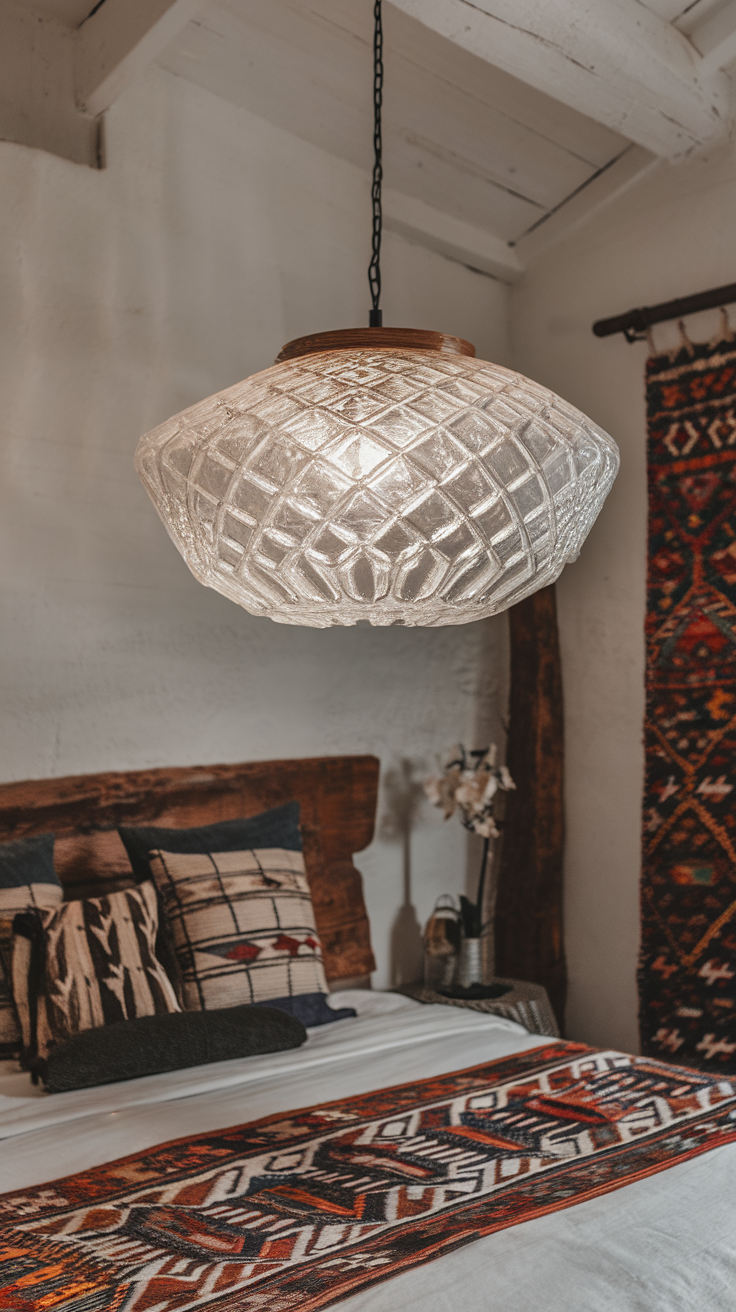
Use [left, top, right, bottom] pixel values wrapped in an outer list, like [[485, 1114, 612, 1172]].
[[368, 0, 383, 328]]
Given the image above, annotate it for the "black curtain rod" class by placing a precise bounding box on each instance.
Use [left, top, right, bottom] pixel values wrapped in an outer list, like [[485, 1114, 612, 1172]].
[[592, 280, 736, 343]]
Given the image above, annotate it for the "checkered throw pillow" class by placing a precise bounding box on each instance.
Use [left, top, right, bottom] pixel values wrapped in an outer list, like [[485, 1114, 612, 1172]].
[[148, 848, 329, 1011]]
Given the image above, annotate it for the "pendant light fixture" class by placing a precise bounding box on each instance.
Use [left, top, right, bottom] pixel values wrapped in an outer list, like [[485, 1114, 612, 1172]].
[[136, 3, 619, 628]]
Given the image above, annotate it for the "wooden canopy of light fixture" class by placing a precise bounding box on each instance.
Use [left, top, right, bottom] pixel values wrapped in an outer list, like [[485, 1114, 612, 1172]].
[[276, 327, 476, 363]]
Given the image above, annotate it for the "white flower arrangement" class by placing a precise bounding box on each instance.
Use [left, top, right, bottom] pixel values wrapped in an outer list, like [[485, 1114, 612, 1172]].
[[424, 744, 515, 838], [424, 744, 515, 938]]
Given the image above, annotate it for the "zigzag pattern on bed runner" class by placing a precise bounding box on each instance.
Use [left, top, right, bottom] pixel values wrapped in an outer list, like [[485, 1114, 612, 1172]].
[[2, 1041, 736, 1312]]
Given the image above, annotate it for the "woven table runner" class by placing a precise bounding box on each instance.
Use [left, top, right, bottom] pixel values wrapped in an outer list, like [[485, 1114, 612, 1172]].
[[640, 329, 736, 1070], [2, 1041, 736, 1311]]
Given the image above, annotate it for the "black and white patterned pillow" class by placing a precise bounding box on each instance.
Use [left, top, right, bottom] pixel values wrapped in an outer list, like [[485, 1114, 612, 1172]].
[[12, 883, 180, 1067], [148, 848, 332, 1017], [0, 834, 62, 1057]]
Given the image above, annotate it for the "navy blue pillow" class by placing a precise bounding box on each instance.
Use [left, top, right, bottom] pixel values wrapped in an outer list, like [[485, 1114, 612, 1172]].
[[118, 801, 302, 883], [0, 834, 60, 891], [254, 993, 356, 1027]]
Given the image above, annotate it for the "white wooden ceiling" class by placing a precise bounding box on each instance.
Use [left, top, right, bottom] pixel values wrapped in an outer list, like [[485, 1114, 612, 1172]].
[[23, 0, 97, 24], [6, 0, 736, 269], [157, 0, 629, 249], [648, 0, 729, 23]]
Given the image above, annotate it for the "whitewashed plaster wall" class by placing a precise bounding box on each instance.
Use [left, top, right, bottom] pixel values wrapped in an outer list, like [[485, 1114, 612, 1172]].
[[512, 135, 736, 1051], [0, 64, 511, 989]]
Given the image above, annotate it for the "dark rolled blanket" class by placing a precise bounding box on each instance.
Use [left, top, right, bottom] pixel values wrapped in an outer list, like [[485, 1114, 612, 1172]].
[[43, 1004, 306, 1093]]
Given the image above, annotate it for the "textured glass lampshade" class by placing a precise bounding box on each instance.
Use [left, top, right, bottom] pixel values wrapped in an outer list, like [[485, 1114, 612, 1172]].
[[136, 329, 619, 627]]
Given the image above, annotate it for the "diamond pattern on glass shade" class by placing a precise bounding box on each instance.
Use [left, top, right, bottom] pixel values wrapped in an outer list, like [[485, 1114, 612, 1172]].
[[136, 349, 619, 627]]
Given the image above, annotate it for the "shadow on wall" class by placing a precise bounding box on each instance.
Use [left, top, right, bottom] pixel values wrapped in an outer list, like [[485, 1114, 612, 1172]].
[[380, 758, 425, 987]]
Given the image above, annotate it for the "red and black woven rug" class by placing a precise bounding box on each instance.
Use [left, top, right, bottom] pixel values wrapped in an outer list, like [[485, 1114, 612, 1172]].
[[2, 1042, 736, 1312], [640, 329, 736, 1070]]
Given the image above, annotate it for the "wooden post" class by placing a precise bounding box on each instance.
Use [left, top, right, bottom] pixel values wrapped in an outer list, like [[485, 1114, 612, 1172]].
[[494, 584, 566, 1029]]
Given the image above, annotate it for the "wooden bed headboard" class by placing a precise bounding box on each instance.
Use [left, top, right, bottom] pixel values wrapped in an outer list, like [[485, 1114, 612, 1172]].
[[0, 755, 379, 986]]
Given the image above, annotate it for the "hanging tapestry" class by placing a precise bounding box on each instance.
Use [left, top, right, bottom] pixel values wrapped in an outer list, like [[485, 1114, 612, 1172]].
[[2, 1042, 736, 1312], [640, 327, 736, 1070]]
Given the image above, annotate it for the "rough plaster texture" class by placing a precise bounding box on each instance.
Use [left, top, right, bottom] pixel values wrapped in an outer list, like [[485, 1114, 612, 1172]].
[[0, 65, 511, 989], [512, 136, 736, 1052]]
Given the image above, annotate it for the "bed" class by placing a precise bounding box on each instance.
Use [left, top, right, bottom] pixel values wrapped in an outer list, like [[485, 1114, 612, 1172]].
[[0, 756, 735, 1312]]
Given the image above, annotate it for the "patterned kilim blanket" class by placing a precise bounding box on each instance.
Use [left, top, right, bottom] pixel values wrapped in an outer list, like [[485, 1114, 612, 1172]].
[[641, 330, 736, 1070], [2, 1041, 736, 1312]]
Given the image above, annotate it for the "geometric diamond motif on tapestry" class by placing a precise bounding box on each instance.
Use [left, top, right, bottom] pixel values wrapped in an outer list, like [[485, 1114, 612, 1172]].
[[640, 329, 736, 1071]]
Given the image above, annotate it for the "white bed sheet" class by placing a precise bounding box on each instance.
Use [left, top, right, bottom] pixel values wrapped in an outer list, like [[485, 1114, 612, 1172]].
[[0, 991, 734, 1312]]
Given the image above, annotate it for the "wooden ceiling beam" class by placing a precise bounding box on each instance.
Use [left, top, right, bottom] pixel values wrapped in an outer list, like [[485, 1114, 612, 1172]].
[[679, 0, 736, 75], [383, 189, 524, 283], [0, 3, 99, 167], [513, 143, 660, 265], [74, 0, 204, 116], [0, 0, 203, 167], [388, 0, 731, 158]]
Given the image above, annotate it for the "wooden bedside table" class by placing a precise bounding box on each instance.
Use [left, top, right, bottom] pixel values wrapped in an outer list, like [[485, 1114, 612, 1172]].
[[396, 979, 560, 1038]]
